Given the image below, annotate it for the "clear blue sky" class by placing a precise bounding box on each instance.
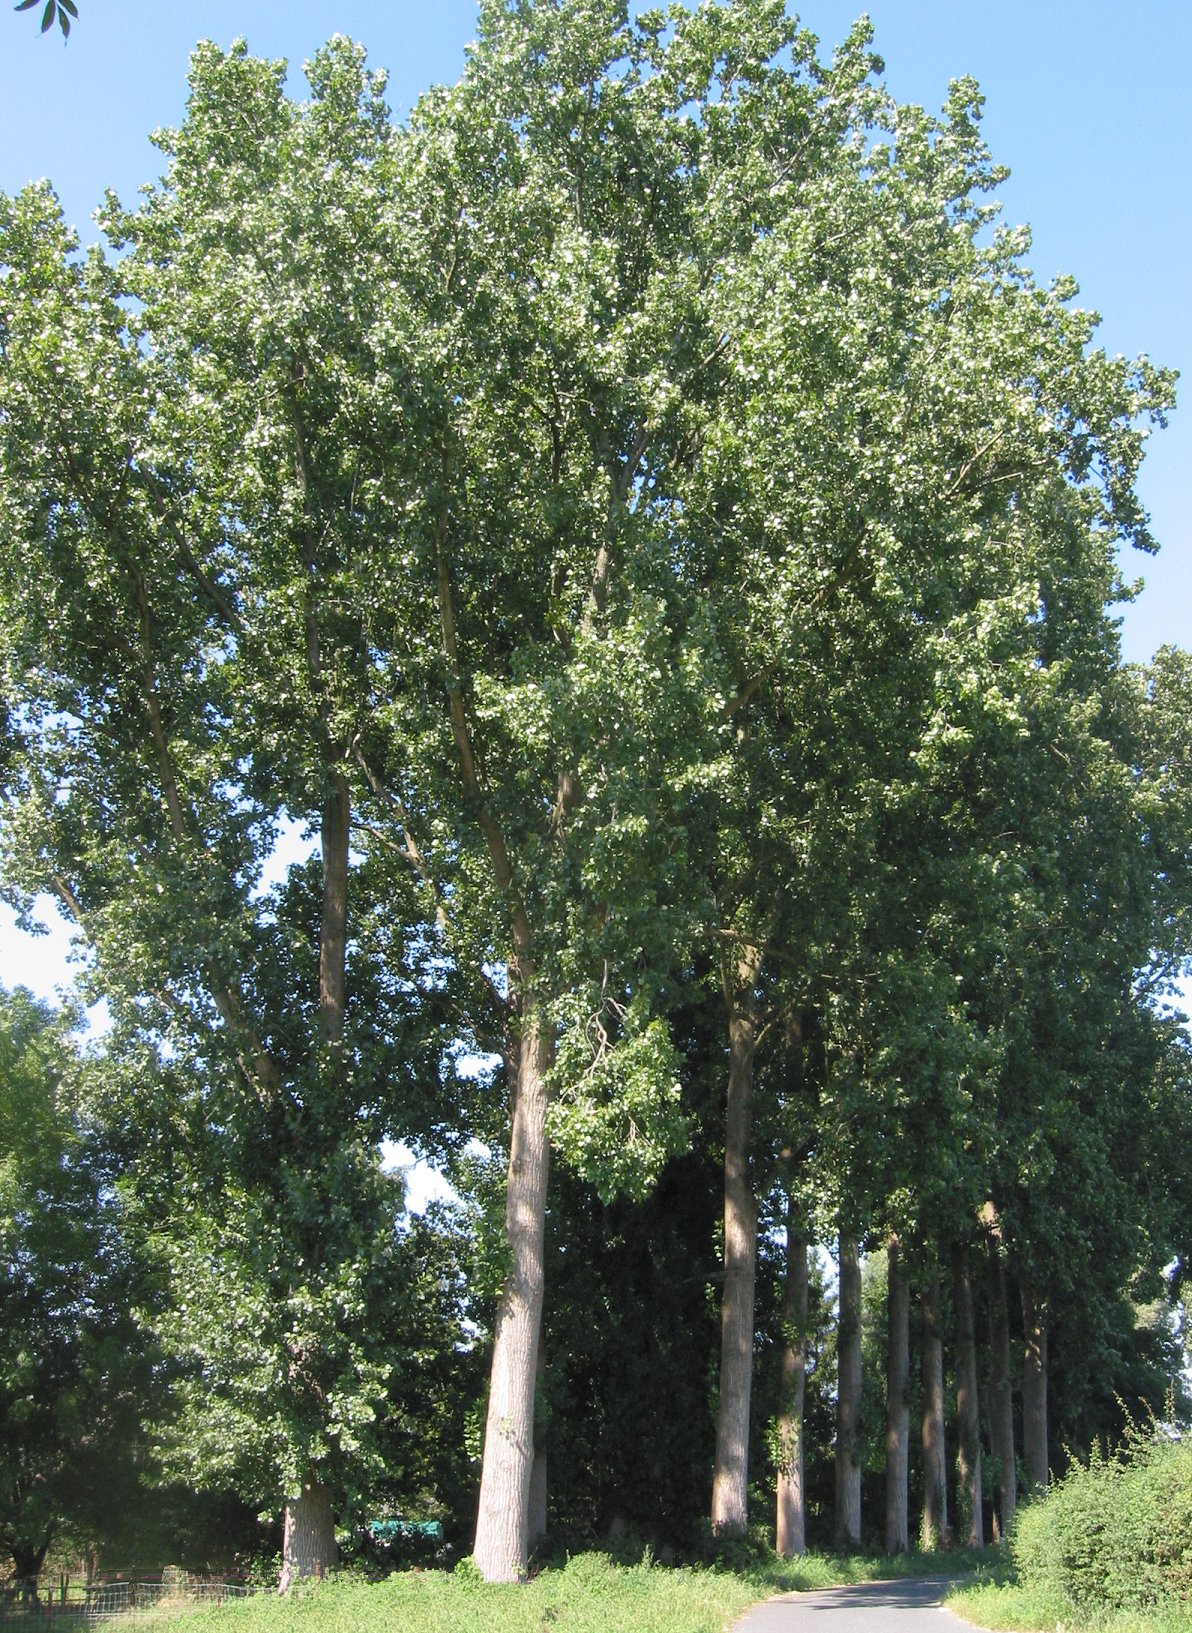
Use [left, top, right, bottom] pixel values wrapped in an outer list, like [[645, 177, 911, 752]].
[[1, 0, 1189, 1001]]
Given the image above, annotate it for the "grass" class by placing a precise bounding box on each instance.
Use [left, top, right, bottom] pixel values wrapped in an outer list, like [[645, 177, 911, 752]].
[[128, 1546, 985, 1633], [947, 1568, 1192, 1633]]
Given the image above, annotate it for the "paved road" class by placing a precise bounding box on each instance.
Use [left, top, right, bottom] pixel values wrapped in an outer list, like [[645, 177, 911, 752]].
[[732, 1575, 974, 1633]]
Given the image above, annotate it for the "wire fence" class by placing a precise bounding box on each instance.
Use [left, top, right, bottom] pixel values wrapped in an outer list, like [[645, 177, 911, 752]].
[[0, 1575, 256, 1628]]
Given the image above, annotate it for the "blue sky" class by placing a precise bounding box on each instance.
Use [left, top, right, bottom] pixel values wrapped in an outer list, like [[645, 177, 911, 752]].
[[1, 0, 1189, 1002]]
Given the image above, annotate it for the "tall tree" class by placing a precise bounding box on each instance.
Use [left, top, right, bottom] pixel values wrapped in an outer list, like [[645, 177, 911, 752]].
[[0, 41, 465, 1586]]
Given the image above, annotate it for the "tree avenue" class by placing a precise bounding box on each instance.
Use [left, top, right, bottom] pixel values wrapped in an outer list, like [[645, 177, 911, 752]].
[[1, 0, 1189, 1593]]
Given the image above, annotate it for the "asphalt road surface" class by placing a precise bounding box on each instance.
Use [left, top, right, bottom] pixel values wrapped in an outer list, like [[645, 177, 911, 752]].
[[732, 1575, 975, 1633]]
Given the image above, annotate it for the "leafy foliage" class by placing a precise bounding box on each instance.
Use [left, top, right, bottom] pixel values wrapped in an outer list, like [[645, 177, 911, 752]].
[[1011, 1431, 1192, 1613], [0, 0, 1189, 1578], [13, 0, 76, 40], [0, 988, 155, 1577]]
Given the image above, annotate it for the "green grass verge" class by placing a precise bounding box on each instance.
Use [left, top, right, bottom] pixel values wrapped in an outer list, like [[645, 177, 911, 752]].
[[947, 1575, 1192, 1633], [135, 1547, 981, 1633]]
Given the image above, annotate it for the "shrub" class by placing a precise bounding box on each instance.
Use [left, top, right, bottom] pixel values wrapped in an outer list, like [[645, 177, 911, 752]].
[[1010, 1432, 1192, 1613]]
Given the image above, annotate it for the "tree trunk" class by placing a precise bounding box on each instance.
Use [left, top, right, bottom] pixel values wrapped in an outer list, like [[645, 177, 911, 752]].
[[275, 771, 351, 1598], [985, 1234, 1016, 1539], [279, 1475, 337, 1593], [885, 1235, 910, 1555], [776, 1201, 809, 1558], [711, 947, 763, 1536], [919, 1270, 949, 1550], [472, 1010, 552, 1581], [11, 1535, 52, 1599], [952, 1240, 983, 1548], [1020, 1278, 1049, 1495], [834, 1234, 863, 1550], [318, 770, 350, 1039]]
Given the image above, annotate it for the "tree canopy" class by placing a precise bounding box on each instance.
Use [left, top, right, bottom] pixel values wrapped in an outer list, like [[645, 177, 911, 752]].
[[0, 0, 1188, 1588]]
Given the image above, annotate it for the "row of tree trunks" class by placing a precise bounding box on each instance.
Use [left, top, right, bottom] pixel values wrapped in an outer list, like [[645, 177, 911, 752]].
[[737, 1219, 1051, 1557]]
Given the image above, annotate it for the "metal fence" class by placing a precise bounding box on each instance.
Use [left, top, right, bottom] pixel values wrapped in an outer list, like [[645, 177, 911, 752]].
[[0, 1575, 255, 1628]]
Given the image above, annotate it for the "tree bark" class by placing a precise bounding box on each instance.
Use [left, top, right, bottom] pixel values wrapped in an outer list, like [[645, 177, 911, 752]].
[[1020, 1277, 1049, 1495], [919, 1270, 949, 1550], [834, 1234, 863, 1549], [318, 770, 350, 1040], [275, 771, 352, 1596], [711, 946, 763, 1536], [472, 1010, 552, 1581], [279, 1475, 337, 1593], [985, 1234, 1017, 1538], [775, 1202, 809, 1558], [885, 1235, 910, 1555], [952, 1240, 983, 1548]]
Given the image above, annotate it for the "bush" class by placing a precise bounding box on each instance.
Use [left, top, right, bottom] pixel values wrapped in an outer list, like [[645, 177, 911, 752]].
[[1010, 1432, 1192, 1612]]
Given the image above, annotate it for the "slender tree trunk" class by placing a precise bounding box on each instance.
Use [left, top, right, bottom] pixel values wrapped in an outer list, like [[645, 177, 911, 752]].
[[919, 1270, 949, 1550], [834, 1234, 863, 1550], [318, 771, 350, 1038], [438, 473, 554, 1583], [278, 771, 351, 1593], [1020, 1278, 1049, 1495], [885, 1235, 910, 1555], [711, 947, 763, 1536], [776, 1201, 809, 1557], [985, 1234, 1016, 1539], [279, 1476, 337, 1593], [473, 1009, 552, 1581], [952, 1241, 983, 1548]]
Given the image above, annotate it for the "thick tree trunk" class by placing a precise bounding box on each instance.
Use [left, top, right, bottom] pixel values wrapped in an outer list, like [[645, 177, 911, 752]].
[[919, 1271, 949, 1550], [834, 1234, 863, 1550], [984, 1233, 1016, 1539], [473, 1012, 552, 1581], [952, 1241, 983, 1548], [885, 1235, 910, 1555], [775, 1202, 809, 1558], [279, 1476, 337, 1593], [1020, 1278, 1049, 1495], [711, 947, 762, 1536], [11, 1535, 52, 1598]]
